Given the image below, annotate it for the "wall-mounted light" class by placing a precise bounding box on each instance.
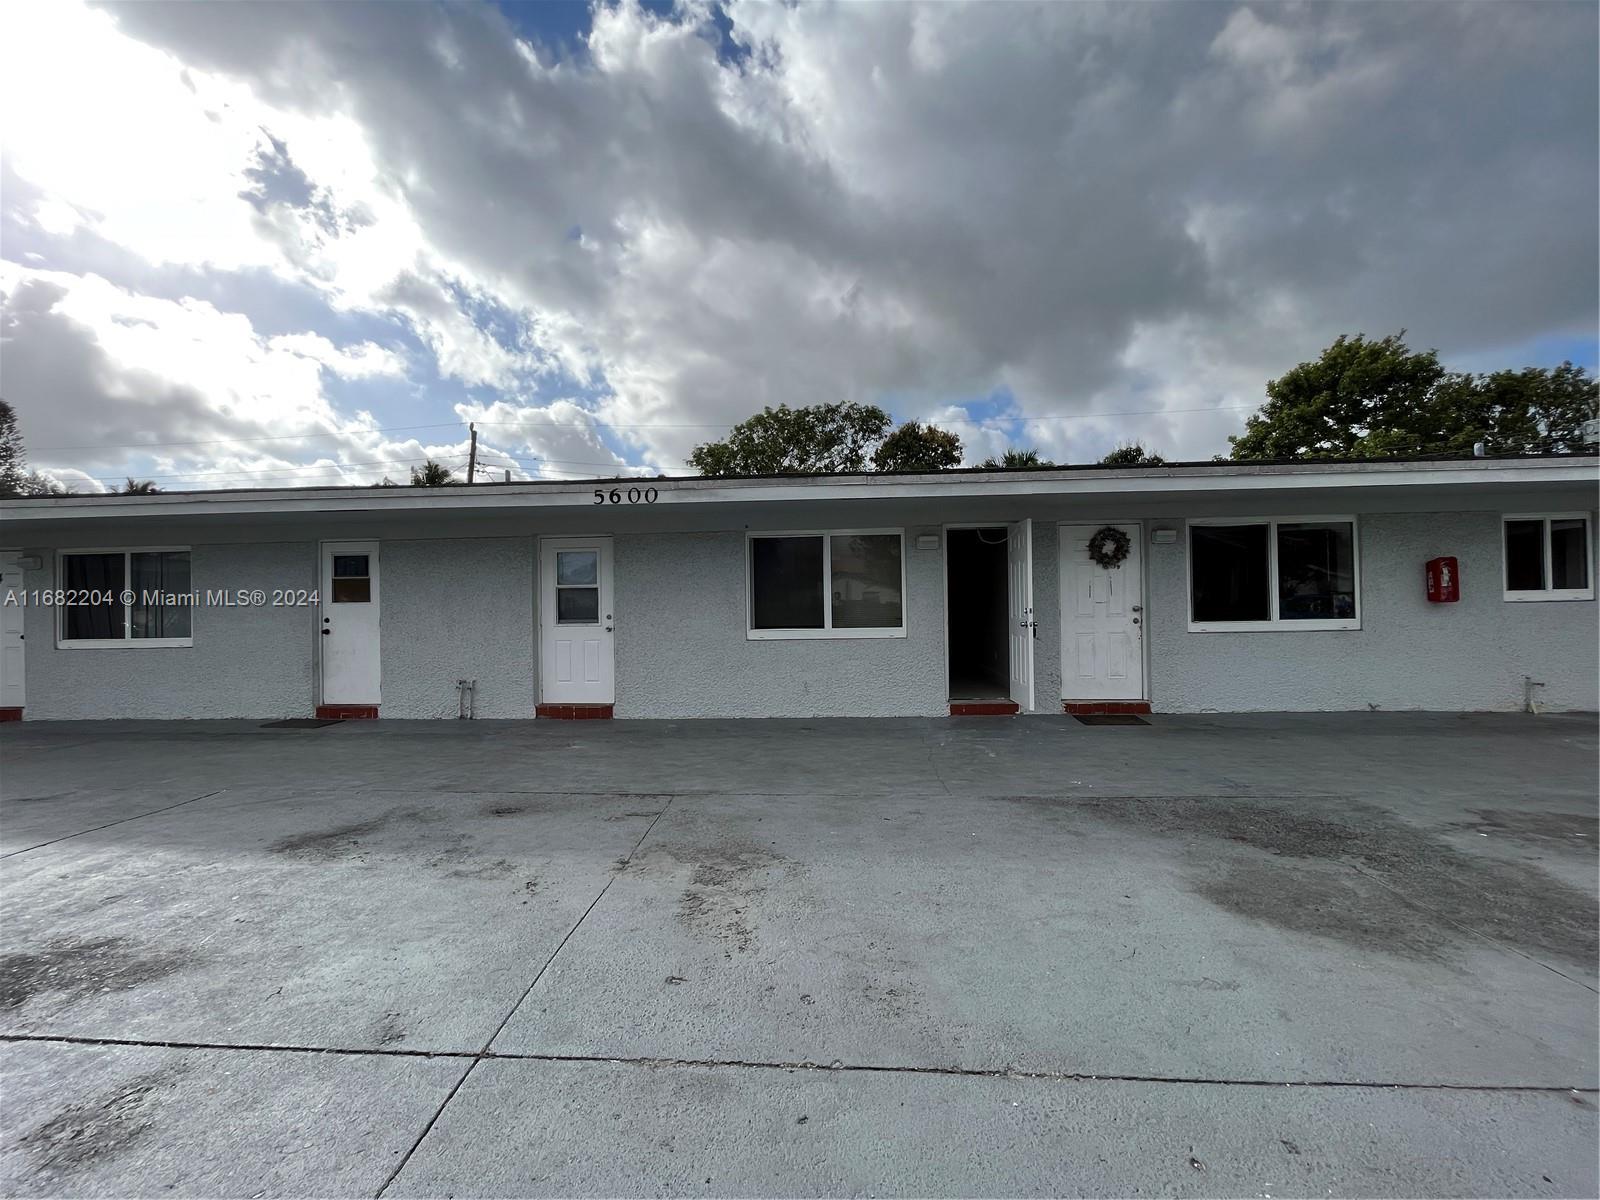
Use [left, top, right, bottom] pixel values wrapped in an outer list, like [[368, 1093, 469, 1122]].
[[1150, 528, 1177, 545], [915, 533, 940, 551], [14, 555, 43, 571]]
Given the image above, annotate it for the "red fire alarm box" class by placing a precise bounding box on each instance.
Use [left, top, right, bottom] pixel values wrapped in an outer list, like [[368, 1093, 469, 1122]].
[[1426, 556, 1460, 603]]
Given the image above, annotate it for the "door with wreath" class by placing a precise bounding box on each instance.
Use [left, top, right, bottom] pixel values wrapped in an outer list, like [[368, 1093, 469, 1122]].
[[1059, 523, 1145, 702]]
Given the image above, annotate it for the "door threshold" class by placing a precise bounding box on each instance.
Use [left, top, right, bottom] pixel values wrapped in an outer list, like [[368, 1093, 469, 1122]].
[[1062, 700, 1151, 716], [950, 700, 1020, 716], [537, 703, 615, 720], [316, 704, 378, 720]]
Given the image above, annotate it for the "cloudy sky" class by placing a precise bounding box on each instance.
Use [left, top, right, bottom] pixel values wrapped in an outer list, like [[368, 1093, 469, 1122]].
[[1, 0, 1595, 492]]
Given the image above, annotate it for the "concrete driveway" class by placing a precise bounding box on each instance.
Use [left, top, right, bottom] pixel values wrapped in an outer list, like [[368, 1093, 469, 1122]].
[[1, 713, 1595, 1198]]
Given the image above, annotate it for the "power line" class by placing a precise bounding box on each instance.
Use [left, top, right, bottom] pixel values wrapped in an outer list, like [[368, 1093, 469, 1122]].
[[31, 423, 465, 454], [29, 402, 1258, 457]]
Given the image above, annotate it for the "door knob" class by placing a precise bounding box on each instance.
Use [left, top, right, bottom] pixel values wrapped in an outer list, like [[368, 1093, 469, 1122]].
[[321, 629, 330, 635], [1131, 605, 1143, 612]]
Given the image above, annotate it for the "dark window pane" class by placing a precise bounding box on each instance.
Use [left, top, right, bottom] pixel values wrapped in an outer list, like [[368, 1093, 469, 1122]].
[[556, 551, 597, 586], [131, 551, 191, 638], [1550, 519, 1589, 590], [1190, 525, 1270, 622], [830, 534, 903, 628], [1277, 523, 1356, 620], [751, 536, 824, 630], [332, 555, 368, 578], [557, 586, 599, 624], [1505, 520, 1545, 591], [62, 553, 125, 640], [332, 578, 371, 603]]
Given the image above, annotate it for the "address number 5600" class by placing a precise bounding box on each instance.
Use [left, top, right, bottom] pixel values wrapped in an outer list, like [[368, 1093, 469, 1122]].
[[593, 487, 660, 505]]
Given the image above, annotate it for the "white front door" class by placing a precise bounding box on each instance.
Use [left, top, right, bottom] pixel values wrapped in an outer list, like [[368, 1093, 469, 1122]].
[[540, 537, 614, 705], [1060, 523, 1145, 701], [0, 554, 25, 710], [320, 541, 381, 705], [1007, 519, 1035, 711]]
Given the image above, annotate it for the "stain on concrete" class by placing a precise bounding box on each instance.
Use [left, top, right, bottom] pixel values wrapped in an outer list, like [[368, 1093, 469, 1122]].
[[0, 937, 195, 1012], [266, 813, 393, 859], [371, 1011, 407, 1046], [446, 857, 515, 880], [484, 804, 528, 817], [11, 1070, 178, 1179], [668, 841, 793, 957], [269, 808, 513, 881], [1015, 795, 1599, 969], [1191, 858, 1458, 963]]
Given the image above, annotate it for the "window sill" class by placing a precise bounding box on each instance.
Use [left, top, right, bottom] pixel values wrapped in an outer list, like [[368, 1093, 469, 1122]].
[[57, 638, 195, 649], [1187, 620, 1360, 633], [1503, 591, 1595, 603], [747, 628, 907, 641]]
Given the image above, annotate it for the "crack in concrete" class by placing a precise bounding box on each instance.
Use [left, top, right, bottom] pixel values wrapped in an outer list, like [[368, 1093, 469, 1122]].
[[371, 794, 679, 1198], [3, 1033, 1593, 1096], [0, 791, 226, 860]]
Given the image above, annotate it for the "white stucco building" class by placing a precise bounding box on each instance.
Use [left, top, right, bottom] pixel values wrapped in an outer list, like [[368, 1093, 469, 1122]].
[[1, 455, 1595, 722]]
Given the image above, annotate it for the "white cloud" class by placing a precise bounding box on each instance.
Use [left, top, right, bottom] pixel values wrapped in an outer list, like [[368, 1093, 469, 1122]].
[[265, 332, 405, 380], [0, 262, 440, 488], [0, 0, 1592, 486]]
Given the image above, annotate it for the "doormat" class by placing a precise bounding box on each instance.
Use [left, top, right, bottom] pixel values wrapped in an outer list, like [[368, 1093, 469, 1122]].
[[1074, 714, 1149, 726], [260, 718, 343, 728]]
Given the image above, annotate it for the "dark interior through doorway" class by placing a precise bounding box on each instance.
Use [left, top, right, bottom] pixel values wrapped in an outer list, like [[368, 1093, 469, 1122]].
[[946, 527, 1010, 699]]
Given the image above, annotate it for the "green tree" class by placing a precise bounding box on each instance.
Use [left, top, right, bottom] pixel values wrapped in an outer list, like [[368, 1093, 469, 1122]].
[[1101, 443, 1165, 466], [1231, 333, 1599, 460], [980, 447, 1055, 468], [18, 473, 69, 495], [688, 402, 892, 476], [122, 477, 159, 494], [871, 421, 962, 473], [0, 399, 72, 495], [0, 399, 26, 497], [409, 459, 455, 486]]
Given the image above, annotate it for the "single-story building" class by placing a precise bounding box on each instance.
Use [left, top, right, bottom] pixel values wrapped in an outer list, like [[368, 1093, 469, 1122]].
[[1, 455, 1595, 721]]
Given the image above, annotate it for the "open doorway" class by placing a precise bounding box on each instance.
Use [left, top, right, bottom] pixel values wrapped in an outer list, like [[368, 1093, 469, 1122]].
[[946, 527, 1011, 699]]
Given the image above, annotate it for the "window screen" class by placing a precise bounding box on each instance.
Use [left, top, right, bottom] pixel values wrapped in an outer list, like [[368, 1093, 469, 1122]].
[[1504, 520, 1546, 592], [62, 553, 126, 640], [750, 536, 825, 630], [61, 550, 192, 641], [1277, 523, 1356, 620], [1190, 525, 1270, 623], [331, 553, 371, 603], [829, 534, 902, 629], [130, 551, 192, 638], [1549, 519, 1590, 590], [555, 550, 601, 625]]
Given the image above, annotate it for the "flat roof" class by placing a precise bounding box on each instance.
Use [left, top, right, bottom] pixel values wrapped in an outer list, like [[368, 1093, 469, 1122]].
[[1, 453, 1594, 526]]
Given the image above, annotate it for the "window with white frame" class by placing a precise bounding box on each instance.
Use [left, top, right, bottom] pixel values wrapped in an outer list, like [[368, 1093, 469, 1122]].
[[748, 531, 905, 638], [1502, 514, 1594, 601], [1189, 518, 1359, 631], [58, 549, 193, 645]]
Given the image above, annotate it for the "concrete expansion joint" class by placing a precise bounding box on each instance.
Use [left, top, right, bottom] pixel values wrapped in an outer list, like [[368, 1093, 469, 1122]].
[[0, 789, 227, 860], [373, 794, 678, 1198], [4, 1035, 1594, 1097]]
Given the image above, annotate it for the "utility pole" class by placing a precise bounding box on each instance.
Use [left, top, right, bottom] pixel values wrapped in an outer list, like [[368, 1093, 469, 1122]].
[[467, 423, 478, 484]]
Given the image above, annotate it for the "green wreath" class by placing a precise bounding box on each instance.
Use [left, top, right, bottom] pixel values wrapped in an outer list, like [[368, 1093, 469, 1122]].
[[1086, 525, 1131, 568]]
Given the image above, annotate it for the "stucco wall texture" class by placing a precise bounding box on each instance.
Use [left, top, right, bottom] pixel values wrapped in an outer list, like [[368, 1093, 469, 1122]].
[[613, 529, 948, 719], [12, 508, 1596, 720], [381, 537, 534, 719], [21, 540, 317, 720], [1149, 510, 1599, 713]]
